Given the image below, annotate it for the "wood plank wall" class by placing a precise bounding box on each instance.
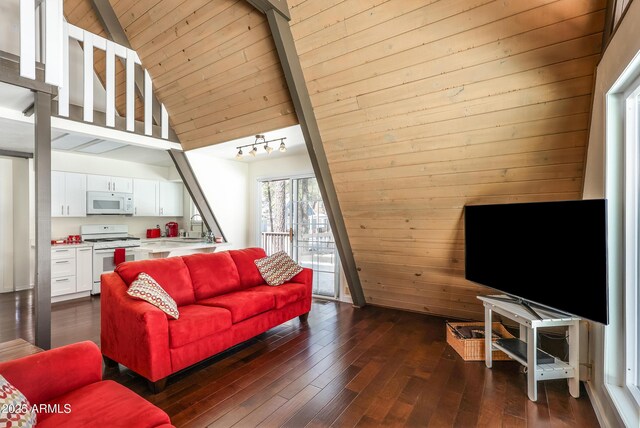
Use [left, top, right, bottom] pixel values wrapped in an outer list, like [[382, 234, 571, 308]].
[[288, 0, 606, 319], [107, 0, 297, 150]]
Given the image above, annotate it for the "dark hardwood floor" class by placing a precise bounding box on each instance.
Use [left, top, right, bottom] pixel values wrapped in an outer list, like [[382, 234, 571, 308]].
[[1, 291, 599, 427]]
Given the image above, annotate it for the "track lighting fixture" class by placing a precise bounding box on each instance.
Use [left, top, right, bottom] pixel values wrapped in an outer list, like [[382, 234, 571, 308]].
[[234, 135, 287, 159]]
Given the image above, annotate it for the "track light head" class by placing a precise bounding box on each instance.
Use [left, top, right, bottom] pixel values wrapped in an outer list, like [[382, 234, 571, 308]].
[[264, 143, 273, 154], [235, 148, 243, 159], [279, 140, 286, 152], [250, 145, 258, 157]]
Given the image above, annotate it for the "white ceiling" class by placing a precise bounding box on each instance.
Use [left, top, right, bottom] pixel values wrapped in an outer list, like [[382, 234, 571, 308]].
[[191, 125, 308, 162]]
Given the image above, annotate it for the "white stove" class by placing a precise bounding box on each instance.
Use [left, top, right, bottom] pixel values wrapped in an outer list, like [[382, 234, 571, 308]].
[[80, 225, 142, 294]]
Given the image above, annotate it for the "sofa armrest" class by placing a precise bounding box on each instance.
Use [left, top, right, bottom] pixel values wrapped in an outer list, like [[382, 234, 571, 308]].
[[100, 272, 171, 382], [0, 341, 101, 404], [290, 267, 313, 296]]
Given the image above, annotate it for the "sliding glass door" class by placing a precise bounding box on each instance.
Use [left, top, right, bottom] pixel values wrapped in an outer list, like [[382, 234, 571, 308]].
[[259, 176, 339, 298]]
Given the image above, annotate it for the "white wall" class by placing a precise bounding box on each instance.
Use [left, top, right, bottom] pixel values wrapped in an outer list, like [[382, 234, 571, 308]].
[[0, 158, 14, 292], [0, 0, 20, 56], [51, 151, 184, 238], [583, 1, 640, 426], [12, 158, 30, 290], [186, 152, 249, 250]]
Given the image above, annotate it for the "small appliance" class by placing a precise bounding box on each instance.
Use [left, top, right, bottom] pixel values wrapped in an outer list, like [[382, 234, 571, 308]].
[[165, 222, 179, 237], [146, 227, 161, 238], [87, 191, 134, 215]]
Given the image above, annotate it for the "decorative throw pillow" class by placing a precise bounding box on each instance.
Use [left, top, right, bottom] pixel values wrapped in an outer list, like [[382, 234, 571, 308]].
[[255, 251, 303, 286], [127, 272, 179, 319], [0, 374, 37, 428]]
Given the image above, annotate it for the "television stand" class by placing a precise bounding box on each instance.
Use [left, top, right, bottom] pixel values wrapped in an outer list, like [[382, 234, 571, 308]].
[[478, 295, 581, 402]]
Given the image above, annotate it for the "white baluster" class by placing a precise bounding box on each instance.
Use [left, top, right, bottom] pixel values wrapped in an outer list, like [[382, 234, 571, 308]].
[[126, 49, 135, 132], [20, 0, 36, 80], [58, 22, 69, 117], [161, 104, 169, 139], [144, 70, 152, 135], [83, 30, 94, 123], [106, 41, 115, 127], [44, 0, 63, 86]]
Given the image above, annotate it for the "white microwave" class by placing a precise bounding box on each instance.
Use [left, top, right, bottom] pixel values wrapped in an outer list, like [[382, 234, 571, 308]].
[[87, 191, 134, 215]]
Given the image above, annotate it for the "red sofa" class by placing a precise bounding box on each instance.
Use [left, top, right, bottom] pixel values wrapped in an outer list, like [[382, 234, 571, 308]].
[[0, 341, 173, 427], [101, 247, 312, 392]]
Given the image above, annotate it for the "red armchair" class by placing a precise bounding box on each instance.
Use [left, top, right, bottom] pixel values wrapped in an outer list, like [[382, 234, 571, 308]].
[[0, 341, 173, 427]]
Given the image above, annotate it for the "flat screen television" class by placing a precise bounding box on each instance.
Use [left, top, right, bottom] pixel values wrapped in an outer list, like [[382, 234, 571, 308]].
[[464, 199, 608, 325]]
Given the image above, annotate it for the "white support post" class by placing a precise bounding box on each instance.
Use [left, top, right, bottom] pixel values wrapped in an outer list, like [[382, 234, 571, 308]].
[[44, 0, 63, 86], [144, 70, 152, 135], [105, 41, 115, 127], [82, 31, 94, 123], [58, 23, 69, 117], [161, 104, 169, 139], [126, 50, 135, 132], [20, 0, 36, 80]]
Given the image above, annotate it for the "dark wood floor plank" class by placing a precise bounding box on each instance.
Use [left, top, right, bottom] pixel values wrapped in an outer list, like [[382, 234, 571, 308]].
[[0, 292, 601, 428], [257, 385, 321, 427]]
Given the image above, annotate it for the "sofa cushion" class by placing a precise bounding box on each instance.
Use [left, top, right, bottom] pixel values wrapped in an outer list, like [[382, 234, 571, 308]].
[[168, 305, 232, 348], [127, 273, 179, 319], [198, 289, 275, 323], [228, 248, 267, 288], [116, 257, 195, 307], [251, 282, 309, 309], [0, 374, 37, 427], [254, 251, 303, 286], [182, 252, 242, 300], [37, 380, 171, 428]]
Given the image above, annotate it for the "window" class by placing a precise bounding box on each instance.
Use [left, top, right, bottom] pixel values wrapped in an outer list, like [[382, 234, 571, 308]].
[[625, 80, 640, 400]]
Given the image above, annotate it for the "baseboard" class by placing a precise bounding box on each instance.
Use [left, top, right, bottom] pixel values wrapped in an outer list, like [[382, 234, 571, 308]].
[[585, 381, 627, 428]]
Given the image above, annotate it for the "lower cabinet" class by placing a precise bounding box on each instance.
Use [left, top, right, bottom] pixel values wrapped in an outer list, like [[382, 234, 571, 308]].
[[51, 246, 93, 299]]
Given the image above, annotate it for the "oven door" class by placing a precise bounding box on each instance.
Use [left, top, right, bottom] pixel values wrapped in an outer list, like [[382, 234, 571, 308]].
[[92, 248, 139, 294]]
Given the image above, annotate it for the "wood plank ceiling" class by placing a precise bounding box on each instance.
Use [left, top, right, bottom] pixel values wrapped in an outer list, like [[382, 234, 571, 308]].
[[65, 0, 606, 320], [106, 0, 297, 150]]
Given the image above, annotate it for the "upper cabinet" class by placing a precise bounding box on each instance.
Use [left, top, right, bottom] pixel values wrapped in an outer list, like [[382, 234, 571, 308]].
[[133, 179, 159, 217], [52, 172, 87, 217], [87, 175, 133, 193], [159, 182, 183, 217]]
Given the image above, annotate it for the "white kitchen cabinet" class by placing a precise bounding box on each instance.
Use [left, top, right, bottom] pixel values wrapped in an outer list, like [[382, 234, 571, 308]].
[[51, 246, 93, 299], [75, 247, 93, 292], [87, 174, 132, 193], [159, 181, 183, 217], [133, 179, 159, 216], [111, 176, 133, 193], [51, 172, 87, 217], [51, 248, 77, 297]]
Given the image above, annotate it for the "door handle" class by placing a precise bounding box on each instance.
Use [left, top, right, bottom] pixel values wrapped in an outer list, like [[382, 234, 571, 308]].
[[55, 260, 69, 264], [289, 227, 294, 243], [67, 205, 70, 215], [61, 205, 64, 215], [113, 182, 116, 191], [54, 278, 69, 282]]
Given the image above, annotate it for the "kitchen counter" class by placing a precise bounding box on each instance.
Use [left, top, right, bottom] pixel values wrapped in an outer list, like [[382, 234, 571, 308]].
[[136, 238, 227, 259], [51, 242, 93, 249]]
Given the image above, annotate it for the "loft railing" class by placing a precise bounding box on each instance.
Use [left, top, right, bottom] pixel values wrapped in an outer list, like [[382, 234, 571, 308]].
[[261, 232, 291, 256], [19, 0, 170, 139]]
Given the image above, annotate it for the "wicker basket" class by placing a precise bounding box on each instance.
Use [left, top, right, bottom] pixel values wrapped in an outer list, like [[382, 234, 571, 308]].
[[446, 321, 514, 361]]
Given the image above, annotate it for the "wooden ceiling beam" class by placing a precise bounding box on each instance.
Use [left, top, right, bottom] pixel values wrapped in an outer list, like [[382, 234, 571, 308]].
[[246, 0, 290, 20], [246, 0, 367, 307]]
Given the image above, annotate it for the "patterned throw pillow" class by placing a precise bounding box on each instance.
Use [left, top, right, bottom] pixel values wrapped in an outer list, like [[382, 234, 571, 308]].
[[255, 251, 303, 286], [0, 374, 36, 428], [127, 272, 179, 319]]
